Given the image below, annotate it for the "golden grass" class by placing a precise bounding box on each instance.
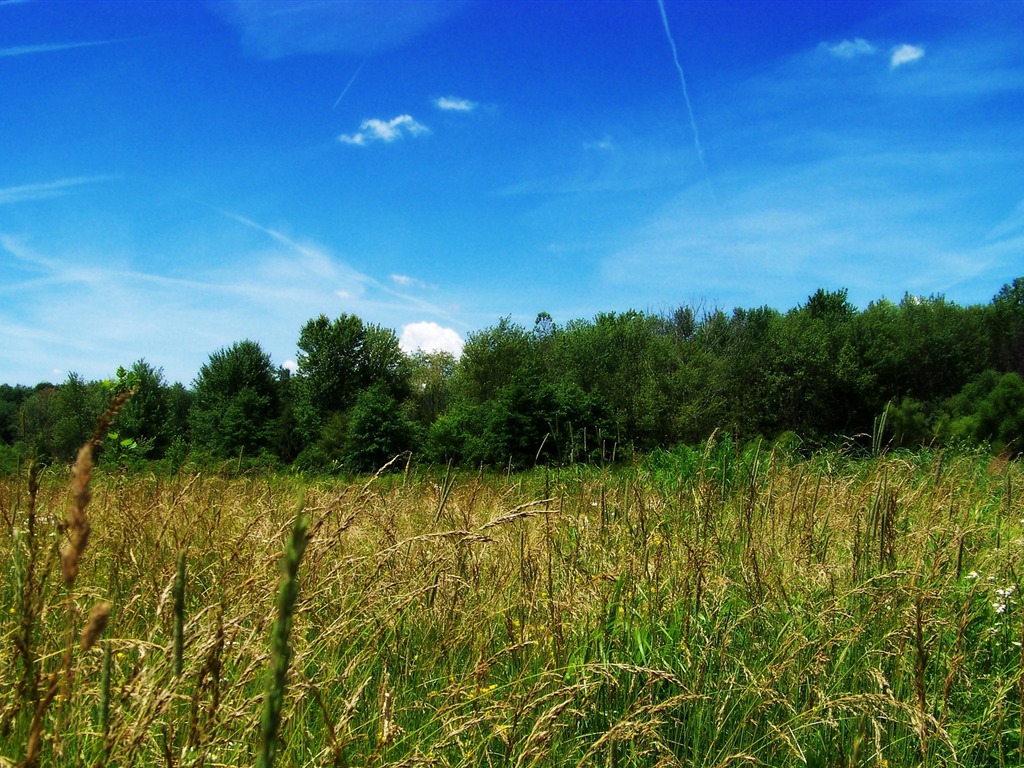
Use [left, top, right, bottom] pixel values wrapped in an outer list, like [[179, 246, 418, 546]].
[[1, 444, 1022, 766]]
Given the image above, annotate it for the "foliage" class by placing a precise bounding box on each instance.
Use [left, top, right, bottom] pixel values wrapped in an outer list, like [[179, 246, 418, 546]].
[[293, 314, 411, 460], [341, 384, 417, 472], [190, 340, 280, 459], [0, 384, 31, 445], [7, 277, 1024, 469], [991, 277, 1024, 376], [112, 360, 172, 459], [944, 371, 1024, 452], [50, 373, 104, 462]]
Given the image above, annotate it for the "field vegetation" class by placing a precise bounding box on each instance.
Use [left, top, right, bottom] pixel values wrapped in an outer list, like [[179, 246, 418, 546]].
[[2, 278, 1023, 765], [2, 429, 1022, 766], [1, 278, 1023, 475]]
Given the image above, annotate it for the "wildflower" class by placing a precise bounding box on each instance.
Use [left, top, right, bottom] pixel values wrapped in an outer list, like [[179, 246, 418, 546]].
[[967, 571, 980, 580], [993, 602, 1007, 614]]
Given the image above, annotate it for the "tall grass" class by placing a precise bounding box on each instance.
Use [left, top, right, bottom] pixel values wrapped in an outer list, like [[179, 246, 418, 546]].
[[0, 440, 1021, 766]]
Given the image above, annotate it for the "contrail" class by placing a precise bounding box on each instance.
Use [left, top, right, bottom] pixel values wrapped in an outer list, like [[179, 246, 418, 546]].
[[332, 54, 369, 109], [656, 0, 712, 183]]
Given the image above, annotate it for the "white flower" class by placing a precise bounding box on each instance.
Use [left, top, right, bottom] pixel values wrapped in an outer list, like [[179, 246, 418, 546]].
[[967, 571, 980, 580], [993, 602, 1007, 614]]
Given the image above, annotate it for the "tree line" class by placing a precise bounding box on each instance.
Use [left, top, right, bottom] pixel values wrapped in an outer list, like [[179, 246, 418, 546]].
[[2, 277, 1023, 473]]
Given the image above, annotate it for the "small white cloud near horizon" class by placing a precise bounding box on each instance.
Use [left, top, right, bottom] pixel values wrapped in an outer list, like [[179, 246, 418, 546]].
[[282, 359, 297, 374], [823, 38, 877, 59], [434, 95, 476, 112], [400, 321, 463, 357], [339, 114, 428, 146], [891, 44, 925, 68]]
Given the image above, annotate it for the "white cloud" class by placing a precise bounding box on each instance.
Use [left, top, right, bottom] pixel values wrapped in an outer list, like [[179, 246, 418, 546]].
[[282, 359, 297, 374], [822, 38, 877, 59], [584, 135, 614, 151], [434, 96, 476, 112], [400, 321, 463, 357], [891, 44, 925, 68], [339, 114, 428, 145]]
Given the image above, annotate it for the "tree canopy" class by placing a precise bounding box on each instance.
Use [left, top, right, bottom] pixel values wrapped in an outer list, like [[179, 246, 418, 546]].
[[6, 277, 1024, 472]]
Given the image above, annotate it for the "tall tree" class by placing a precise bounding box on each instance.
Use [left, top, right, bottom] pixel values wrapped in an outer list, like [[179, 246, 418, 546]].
[[991, 277, 1024, 376], [0, 384, 31, 445], [190, 340, 280, 459], [116, 360, 172, 458], [293, 314, 411, 458], [51, 373, 103, 462], [294, 314, 366, 444]]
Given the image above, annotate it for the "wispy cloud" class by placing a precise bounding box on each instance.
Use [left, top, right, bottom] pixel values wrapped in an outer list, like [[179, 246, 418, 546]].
[[601, 145, 1013, 310], [0, 175, 115, 205], [1, 213, 465, 384], [584, 135, 614, 151], [891, 44, 925, 68], [434, 95, 476, 112], [0, 39, 127, 57], [656, 0, 709, 180], [985, 198, 1024, 242], [822, 38, 877, 59], [339, 114, 428, 146], [390, 274, 433, 289], [216, 0, 464, 58]]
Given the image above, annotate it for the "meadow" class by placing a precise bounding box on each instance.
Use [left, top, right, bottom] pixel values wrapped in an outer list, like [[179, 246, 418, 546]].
[[2, 435, 1023, 767]]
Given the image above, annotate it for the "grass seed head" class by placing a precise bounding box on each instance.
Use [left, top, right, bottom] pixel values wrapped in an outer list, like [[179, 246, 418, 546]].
[[81, 601, 112, 652]]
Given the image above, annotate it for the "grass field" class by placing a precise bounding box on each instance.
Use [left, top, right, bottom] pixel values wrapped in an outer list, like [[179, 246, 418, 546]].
[[2, 439, 1022, 767]]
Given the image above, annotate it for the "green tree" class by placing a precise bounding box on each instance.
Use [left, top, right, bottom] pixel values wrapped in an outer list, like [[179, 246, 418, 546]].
[[115, 360, 172, 458], [0, 384, 31, 445], [342, 384, 417, 472], [456, 317, 535, 404], [408, 350, 457, 427], [190, 340, 280, 459], [17, 384, 57, 458], [991, 277, 1024, 376], [51, 373, 104, 462], [293, 314, 411, 460], [361, 323, 411, 401], [294, 314, 366, 443], [547, 311, 681, 452], [944, 370, 1024, 451]]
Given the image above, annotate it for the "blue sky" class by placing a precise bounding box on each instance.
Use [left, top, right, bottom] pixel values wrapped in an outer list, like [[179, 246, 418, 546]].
[[1, 0, 1022, 386]]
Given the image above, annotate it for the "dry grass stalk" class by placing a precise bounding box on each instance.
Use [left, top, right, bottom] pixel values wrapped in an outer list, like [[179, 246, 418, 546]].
[[81, 601, 112, 652], [60, 442, 93, 585], [21, 389, 135, 768]]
